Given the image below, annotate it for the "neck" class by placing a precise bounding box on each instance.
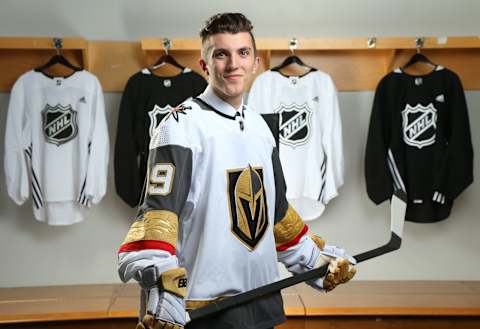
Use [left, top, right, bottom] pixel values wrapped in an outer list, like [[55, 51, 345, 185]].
[[212, 86, 243, 110]]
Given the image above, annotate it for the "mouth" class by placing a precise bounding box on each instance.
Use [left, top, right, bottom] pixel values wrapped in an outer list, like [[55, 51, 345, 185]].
[[224, 74, 243, 81]]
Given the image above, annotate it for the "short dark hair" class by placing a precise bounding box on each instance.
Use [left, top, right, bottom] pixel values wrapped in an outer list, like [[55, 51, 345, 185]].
[[200, 13, 256, 55]]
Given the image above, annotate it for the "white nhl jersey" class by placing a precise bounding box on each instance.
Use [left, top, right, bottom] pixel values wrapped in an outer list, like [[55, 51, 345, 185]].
[[248, 70, 344, 220], [4, 70, 109, 225]]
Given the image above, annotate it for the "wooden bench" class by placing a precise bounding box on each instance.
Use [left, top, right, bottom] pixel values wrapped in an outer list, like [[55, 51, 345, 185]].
[[1, 281, 479, 328]]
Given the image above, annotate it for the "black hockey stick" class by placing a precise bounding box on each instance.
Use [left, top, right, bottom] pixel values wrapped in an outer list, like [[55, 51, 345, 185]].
[[187, 191, 407, 322]]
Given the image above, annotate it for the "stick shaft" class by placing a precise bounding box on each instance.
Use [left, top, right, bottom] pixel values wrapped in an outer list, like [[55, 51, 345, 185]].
[[188, 191, 407, 321], [188, 232, 401, 321]]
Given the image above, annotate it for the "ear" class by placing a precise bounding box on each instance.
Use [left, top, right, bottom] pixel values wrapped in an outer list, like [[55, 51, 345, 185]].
[[199, 58, 209, 76], [252, 56, 260, 74]]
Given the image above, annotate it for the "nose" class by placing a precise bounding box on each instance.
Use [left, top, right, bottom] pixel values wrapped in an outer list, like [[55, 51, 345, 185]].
[[227, 53, 239, 70]]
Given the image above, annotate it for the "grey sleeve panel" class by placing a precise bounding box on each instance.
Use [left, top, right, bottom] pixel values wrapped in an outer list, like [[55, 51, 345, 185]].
[[137, 144, 193, 217], [272, 147, 289, 224], [260, 113, 280, 148]]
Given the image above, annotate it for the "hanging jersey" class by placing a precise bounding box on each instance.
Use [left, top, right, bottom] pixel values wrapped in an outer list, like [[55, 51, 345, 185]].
[[114, 68, 207, 207], [365, 66, 473, 222], [248, 70, 344, 220], [4, 70, 109, 225]]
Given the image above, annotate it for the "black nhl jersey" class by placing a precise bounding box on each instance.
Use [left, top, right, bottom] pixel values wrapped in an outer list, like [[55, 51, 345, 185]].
[[114, 68, 207, 207], [365, 66, 473, 222]]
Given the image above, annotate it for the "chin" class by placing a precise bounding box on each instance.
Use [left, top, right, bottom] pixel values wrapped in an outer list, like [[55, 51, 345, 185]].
[[224, 85, 245, 97]]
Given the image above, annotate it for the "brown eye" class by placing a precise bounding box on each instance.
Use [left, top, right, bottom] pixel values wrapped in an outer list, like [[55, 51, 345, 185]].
[[214, 51, 226, 59]]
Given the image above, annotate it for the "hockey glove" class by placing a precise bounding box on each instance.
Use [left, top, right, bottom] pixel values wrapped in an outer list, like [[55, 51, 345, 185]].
[[136, 266, 187, 329], [278, 235, 356, 293], [308, 235, 356, 292]]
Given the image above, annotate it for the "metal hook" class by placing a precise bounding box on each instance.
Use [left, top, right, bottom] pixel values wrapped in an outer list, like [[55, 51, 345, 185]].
[[367, 37, 377, 49], [163, 38, 172, 55], [53, 37, 63, 55], [415, 37, 424, 53], [289, 37, 298, 54]]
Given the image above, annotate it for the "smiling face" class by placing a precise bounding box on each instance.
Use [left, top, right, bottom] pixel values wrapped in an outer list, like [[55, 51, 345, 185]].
[[199, 32, 259, 109]]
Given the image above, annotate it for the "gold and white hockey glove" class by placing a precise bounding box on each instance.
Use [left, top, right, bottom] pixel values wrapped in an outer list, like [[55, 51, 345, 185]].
[[277, 235, 356, 292], [309, 235, 356, 292], [136, 266, 187, 329], [321, 258, 357, 291]]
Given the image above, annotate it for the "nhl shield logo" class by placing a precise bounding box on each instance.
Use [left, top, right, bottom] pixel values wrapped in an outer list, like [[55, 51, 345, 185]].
[[227, 165, 269, 250], [402, 103, 437, 149], [275, 103, 312, 147], [42, 104, 78, 146], [148, 104, 173, 137]]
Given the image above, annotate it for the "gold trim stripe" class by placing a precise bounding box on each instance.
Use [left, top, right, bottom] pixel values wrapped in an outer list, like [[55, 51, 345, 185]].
[[274, 205, 305, 247], [122, 210, 178, 247], [186, 297, 226, 310]]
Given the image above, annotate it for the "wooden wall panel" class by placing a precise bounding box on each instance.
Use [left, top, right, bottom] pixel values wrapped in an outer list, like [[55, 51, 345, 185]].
[[1, 37, 480, 92], [0, 49, 83, 91], [87, 41, 144, 92], [269, 50, 391, 91]]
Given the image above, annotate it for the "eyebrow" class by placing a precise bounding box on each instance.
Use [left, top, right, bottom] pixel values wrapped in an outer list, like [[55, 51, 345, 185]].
[[212, 46, 252, 53]]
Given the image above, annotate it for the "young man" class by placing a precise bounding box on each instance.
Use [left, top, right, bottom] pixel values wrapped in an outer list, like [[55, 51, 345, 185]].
[[117, 13, 356, 329]]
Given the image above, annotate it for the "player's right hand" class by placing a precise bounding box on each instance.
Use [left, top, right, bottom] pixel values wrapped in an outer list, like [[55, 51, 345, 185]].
[[136, 266, 187, 329], [136, 290, 185, 329]]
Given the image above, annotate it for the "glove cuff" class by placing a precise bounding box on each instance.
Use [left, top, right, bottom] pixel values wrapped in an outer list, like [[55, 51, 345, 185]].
[[159, 268, 188, 298]]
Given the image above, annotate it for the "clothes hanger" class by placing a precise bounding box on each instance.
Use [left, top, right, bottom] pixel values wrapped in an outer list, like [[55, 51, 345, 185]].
[[271, 38, 316, 74], [35, 38, 82, 73], [150, 38, 185, 71], [402, 37, 436, 69]]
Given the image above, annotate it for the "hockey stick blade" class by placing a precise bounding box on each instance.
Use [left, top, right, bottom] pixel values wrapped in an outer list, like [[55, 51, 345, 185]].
[[187, 191, 406, 322]]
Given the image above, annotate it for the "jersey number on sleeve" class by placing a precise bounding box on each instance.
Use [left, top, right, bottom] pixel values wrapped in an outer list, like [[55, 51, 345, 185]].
[[148, 163, 175, 195]]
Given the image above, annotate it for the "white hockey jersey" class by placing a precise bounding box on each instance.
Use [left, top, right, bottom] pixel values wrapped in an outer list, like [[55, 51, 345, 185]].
[[117, 87, 326, 329], [4, 70, 109, 225], [248, 70, 344, 220], [119, 86, 286, 301]]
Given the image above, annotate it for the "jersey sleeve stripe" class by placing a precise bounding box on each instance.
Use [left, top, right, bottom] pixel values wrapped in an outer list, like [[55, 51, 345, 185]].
[[24, 147, 45, 207], [274, 205, 308, 250], [317, 153, 327, 202], [117, 240, 176, 255], [388, 149, 406, 193], [276, 224, 308, 251], [121, 210, 179, 251], [31, 188, 41, 209]]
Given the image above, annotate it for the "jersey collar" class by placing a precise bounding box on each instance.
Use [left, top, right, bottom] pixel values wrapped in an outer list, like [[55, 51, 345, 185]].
[[198, 86, 244, 119]]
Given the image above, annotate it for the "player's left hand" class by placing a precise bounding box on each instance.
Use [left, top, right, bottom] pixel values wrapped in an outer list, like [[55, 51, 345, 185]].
[[308, 235, 356, 292], [321, 257, 356, 291]]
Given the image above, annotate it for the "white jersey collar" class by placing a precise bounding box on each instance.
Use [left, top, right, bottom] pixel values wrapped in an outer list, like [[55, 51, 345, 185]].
[[198, 86, 244, 118]]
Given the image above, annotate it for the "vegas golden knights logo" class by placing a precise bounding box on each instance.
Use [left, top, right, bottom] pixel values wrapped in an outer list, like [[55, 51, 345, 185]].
[[227, 165, 268, 250]]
